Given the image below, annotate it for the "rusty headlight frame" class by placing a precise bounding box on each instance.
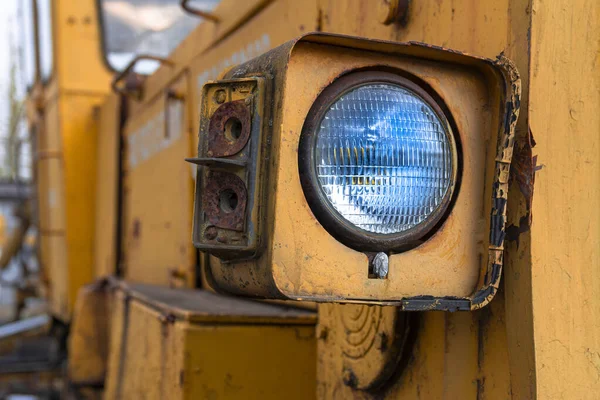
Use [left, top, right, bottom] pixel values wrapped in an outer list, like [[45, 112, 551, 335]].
[[298, 70, 459, 252], [191, 33, 521, 311]]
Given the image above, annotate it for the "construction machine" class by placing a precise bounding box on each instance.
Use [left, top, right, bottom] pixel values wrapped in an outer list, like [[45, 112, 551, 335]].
[[1, 0, 598, 399]]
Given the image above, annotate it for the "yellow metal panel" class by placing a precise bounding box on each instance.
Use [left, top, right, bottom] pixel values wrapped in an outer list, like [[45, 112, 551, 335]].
[[318, 301, 512, 399], [68, 281, 111, 386], [319, 0, 511, 59], [104, 282, 317, 399], [36, 98, 65, 235], [36, 158, 66, 233], [34, 0, 113, 322], [306, 0, 528, 397], [116, 300, 171, 400], [182, 324, 315, 399], [94, 93, 122, 278], [477, 290, 512, 399], [36, 95, 69, 319], [119, 0, 318, 288], [121, 76, 195, 286], [37, 98, 61, 153], [43, 234, 68, 319], [499, 0, 538, 397], [61, 94, 106, 316], [189, 0, 319, 145], [54, 0, 112, 93], [527, 0, 600, 398], [103, 290, 126, 399]]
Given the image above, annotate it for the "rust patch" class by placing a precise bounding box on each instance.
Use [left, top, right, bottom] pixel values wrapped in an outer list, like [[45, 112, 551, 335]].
[[512, 128, 537, 222], [207, 100, 251, 157], [505, 127, 536, 246], [202, 171, 248, 231]]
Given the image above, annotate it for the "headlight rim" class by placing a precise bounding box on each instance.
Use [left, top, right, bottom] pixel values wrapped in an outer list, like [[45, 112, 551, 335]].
[[298, 69, 459, 252]]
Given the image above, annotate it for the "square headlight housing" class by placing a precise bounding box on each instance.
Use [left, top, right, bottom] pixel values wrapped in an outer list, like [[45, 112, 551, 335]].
[[189, 33, 520, 310]]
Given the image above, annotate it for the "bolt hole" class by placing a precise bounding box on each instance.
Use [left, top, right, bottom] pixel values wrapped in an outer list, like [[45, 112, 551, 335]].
[[224, 117, 242, 142], [219, 189, 238, 213]]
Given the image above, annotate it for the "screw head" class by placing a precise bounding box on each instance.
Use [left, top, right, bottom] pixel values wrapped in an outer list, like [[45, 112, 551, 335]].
[[204, 226, 218, 240], [214, 89, 227, 104], [372, 252, 389, 279]]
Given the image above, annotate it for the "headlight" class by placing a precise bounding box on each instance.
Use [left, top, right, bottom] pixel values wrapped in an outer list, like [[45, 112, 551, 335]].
[[299, 71, 458, 251], [192, 33, 521, 309]]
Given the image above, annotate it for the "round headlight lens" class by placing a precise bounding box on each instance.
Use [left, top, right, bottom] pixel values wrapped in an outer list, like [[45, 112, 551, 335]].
[[314, 82, 454, 235]]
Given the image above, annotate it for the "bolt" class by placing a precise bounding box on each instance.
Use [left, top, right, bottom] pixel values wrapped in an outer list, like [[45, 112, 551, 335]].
[[214, 90, 226, 104], [378, 0, 409, 25], [204, 226, 218, 240], [372, 252, 389, 279]]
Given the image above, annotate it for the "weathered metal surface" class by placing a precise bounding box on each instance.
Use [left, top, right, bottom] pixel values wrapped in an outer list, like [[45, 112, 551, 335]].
[[29, 0, 113, 322], [192, 78, 268, 259], [121, 72, 196, 286], [203, 171, 248, 231], [68, 280, 111, 388], [93, 92, 124, 278], [113, 279, 316, 324], [204, 34, 520, 309], [317, 304, 416, 392], [23, 0, 599, 399], [522, 0, 599, 398], [207, 100, 251, 157], [104, 280, 317, 399], [119, 0, 316, 285]]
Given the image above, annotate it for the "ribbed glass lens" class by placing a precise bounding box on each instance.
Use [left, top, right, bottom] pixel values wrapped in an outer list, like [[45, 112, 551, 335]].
[[315, 83, 453, 234]]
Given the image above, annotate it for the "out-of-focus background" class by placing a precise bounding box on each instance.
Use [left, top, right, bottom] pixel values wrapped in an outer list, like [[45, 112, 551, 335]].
[[0, 0, 219, 327], [0, 0, 39, 325]]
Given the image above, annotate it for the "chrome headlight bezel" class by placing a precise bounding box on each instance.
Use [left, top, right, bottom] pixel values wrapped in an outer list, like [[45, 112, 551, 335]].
[[298, 70, 460, 252]]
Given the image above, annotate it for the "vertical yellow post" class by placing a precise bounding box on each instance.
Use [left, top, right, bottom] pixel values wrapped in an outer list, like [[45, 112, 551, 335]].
[[38, 0, 112, 319], [528, 0, 600, 397]]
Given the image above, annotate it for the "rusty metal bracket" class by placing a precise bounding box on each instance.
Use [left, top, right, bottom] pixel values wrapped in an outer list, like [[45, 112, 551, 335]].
[[191, 77, 266, 260], [180, 0, 220, 22], [207, 100, 252, 157], [203, 171, 248, 232], [111, 55, 175, 100]]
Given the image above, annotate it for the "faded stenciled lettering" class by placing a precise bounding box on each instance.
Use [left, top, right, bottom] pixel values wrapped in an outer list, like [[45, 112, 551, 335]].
[[127, 99, 184, 170], [128, 35, 271, 172]]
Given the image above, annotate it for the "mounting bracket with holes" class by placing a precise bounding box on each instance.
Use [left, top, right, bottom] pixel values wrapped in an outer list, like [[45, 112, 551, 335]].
[[188, 77, 267, 260]]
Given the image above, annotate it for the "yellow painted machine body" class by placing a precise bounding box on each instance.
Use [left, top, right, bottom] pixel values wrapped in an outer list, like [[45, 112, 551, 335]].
[[19, 0, 599, 399], [29, 0, 112, 321]]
